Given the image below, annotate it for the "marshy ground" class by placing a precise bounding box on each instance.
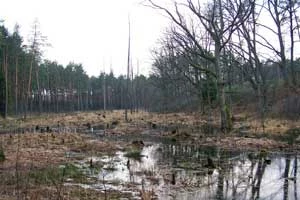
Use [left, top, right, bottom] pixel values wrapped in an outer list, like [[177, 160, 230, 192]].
[[0, 110, 299, 199]]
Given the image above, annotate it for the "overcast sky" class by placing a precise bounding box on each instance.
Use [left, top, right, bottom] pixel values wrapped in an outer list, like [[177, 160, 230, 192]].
[[0, 0, 167, 77]]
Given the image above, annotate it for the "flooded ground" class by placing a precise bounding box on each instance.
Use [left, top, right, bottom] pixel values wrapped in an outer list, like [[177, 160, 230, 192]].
[[71, 135, 300, 200], [1, 111, 300, 199]]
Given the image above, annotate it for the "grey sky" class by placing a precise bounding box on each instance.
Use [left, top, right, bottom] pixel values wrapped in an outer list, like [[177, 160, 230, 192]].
[[0, 0, 167, 77], [2, 0, 299, 77]]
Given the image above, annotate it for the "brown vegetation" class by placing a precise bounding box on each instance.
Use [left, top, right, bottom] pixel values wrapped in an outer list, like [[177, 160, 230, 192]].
[[0, 109, 299, 199]]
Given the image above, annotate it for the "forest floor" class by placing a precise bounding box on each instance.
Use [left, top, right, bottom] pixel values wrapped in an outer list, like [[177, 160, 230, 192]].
[[0, 110, 299, 199]]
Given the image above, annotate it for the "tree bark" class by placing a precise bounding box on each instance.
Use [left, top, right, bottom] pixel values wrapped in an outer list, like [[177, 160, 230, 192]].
[[15, 56, 18, 116], [4, 45, 8, 118], [25, 53, 35, 118], [125, 17, 131, 122], [215, 42, 231, 133]]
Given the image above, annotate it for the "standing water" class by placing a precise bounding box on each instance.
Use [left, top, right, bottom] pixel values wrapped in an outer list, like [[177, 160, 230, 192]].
[[76, 141, 299, 200]]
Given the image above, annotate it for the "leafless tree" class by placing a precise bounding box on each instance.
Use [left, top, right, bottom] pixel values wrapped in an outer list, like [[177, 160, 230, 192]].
[[255, 0, 300, 87], [146, 0, 254, 132], [230, 1, 269, 129], [125, 16, 131, 122]]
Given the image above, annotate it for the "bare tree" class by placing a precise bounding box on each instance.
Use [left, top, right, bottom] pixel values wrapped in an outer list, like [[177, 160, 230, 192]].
[[287, 0, 300, 86], [230, 2, 269, 129], [125, 16, 131, 122], [256, 0, 300, 87], [146, 0, 253, 132]]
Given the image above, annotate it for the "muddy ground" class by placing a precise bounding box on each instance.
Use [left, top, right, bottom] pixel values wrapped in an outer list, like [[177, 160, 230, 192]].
[[0, 110, 299, 199]]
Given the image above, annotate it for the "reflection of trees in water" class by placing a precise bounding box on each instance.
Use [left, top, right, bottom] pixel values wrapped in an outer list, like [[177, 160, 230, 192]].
[[294, 156, 298, 200], [131, 144, 300, 199], [94, 144, 300, 200], [230, 155, 299, 200], [216, 165, 224, 200], [282, 155, 299, 200], [212, 154, 269, 200], [283, 156, 290, 200], [251, 158, 267, 199]]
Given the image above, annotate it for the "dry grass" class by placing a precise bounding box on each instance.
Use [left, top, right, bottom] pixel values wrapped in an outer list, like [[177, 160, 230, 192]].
[[2, 109, 299, 145], [0, 184, 127, 200], [140, 189, 155, 200], [19, 110, 201, 128], [0, 129, 123, 200], [0, 131, 119, 170], [0, 109, 299, 199], [250, 118, 299, 135]]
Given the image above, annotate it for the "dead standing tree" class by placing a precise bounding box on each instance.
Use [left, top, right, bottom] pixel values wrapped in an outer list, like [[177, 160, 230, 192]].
[[25, 19, 48, 118], [125, 16, 131, 122], [146, 0, 254, 133]]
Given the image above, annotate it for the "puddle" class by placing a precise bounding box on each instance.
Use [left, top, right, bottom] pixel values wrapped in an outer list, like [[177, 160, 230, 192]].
[[74, 142, 300, 200]]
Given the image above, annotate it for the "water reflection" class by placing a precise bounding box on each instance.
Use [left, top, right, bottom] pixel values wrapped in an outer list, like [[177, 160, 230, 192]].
[[84, 144, 300, 200]]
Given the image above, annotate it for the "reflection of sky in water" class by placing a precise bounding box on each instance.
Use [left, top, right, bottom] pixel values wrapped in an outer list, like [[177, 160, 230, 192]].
[[83, 144, 300, 200], [98, 144, 161, 184], [172, 156, 299, 200]]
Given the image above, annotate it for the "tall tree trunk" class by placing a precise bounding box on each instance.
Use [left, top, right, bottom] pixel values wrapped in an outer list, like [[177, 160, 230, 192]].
[[125, 17, 131, 122], [4, 45, 8, 118], [289, 0, 297, 86], [256, 83, 267, 132], [21, 64, 26, 117], [25, 54, 35, 118], [215, 42, 231, 133], [15, 56, 18, 116], [56, 89, 59, 113], [103, 74, 106, 112], [130, 62, 134, 114], [35, 64, 42, 113]]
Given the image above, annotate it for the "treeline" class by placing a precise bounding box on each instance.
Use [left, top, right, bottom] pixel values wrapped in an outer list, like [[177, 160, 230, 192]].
[[0, 22, 163, 117]]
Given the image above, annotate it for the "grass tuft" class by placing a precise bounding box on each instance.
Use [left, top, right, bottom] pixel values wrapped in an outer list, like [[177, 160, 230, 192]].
[[124, 150, 143, 161]]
